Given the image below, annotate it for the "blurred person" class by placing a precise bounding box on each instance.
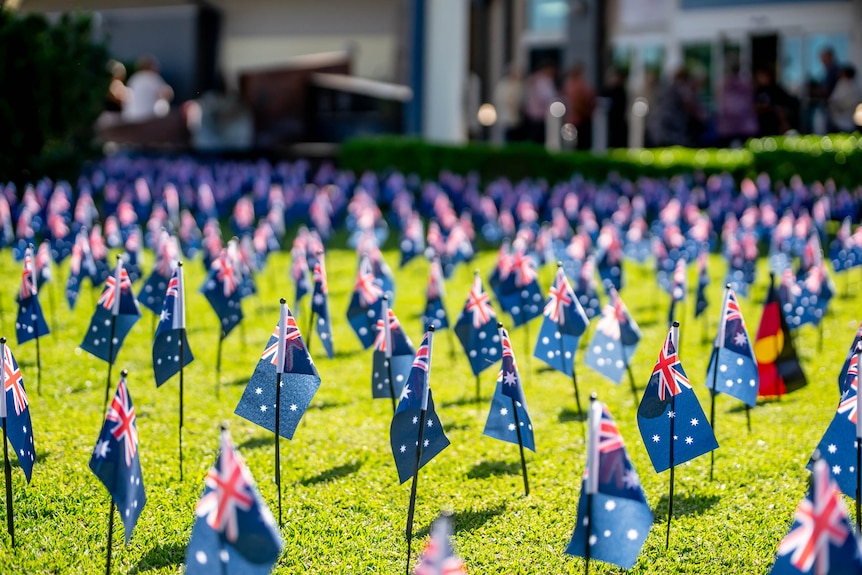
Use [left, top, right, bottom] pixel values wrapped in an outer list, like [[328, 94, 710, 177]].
[[494, 64, 525, 142], [602, 67, 628, 148], [754, 67, 796, 136], [561, 63, 596, 150], [122, 55, 174, 123], [829, 65, 862, 132], [820, 46, 841, 99], [651, 67, 699, 147], [717, 63, 757, 147], [105, 60, 127, 112], [524, 61, 558, 144]]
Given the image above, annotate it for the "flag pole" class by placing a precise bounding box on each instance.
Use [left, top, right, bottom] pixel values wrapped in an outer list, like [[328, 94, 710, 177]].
[[103, 257, 122, 413], [584, 393, 601, 575], [405, 326, 434, 575], [48, 271, 58, 332], [855, 344, 861, 533], [523, 318, 532, 383], [275, 298, 288, 528], [0, 338, 14, 547], [177, 262, 186, 482], [104, 499, 115, 575], [215, 330, 224, 399], [500, 323, 529, 496], [666, 321, 679, 550], [28, 245, 42, 396], [383, 296, 397, 413], [619, 342, 638, 405], [305, 309, 315, 356], [709, 286, 730, 481]]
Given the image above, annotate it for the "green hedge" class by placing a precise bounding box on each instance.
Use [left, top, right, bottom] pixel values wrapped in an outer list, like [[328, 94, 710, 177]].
[[340, 134, 862, 188], [0, 10, 109, 185]]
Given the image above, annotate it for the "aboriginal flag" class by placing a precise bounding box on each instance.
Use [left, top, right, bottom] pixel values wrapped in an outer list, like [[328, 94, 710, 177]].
[[755, 275, 806, 397]]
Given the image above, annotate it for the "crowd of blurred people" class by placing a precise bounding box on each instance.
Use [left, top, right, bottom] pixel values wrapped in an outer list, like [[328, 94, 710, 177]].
[[494, 46, 860, 150], [99, 56, 174, 127]]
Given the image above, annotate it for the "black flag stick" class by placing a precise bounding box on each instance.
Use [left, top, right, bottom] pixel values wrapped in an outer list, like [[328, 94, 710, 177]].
[[274, 298, 288, 527], [177, 262, 186, 482], [523, 318, 532, 382], [708, 345, 718, 482], [1, 338, 15, 547], [619, 343, 638, 405], [499, 323, 529, 496], [32, 318, 41, 397], [105, 499, 116, 575], [383, 296, 397, 413], [103, 257, 123, 413], [48, 271, 58, 332], [215, 330, 224, 398], [561, 331, 583, 420], [405, 326, 435, 575], [105, 367, 128, 575], [584, 393, 601, 575], [709, 285, 731, 481], [855, 345, 862, 533], [666, 321, 680, 550], [475, 375, 481, 404], [305, 309, 315, 356]]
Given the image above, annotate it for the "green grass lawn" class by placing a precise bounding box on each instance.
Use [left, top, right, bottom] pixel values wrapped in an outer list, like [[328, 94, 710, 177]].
[[0, 247, 857, 574]]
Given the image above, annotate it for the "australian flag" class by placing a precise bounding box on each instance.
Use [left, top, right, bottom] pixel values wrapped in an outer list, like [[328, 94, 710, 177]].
[[534, 266, 589, 377], [596, 225, 624, 292], [637, 326, 718, 473], [139, 232, 177, 315], [455, 274, 501, 376], [153, 265, 194, 387], [838, 322, 862, 395], [769, 459, 862, 575], [372, 299, 415, 401], [494, 248, 544, 327], [346, 255, 385, 349], [390, 331, 450, 484], [122, 229, 143, 283], [80, 260, 141, 364], [1, 342, 36, 482], [185, 428, 283, 575], [706, 287, 759, 407], [565, 401, 652, 570], [576, 255, 602, 321], [694, 253, 709, 318], [89, 373, 146, 543], [311, 254, 334, 359], [234, 303, 321, 440], [585, 287, 641, 385], [65, 228, 96, 310], [399, 213, 424, 268], [201, 247, 244, 338], [484, 327, 535, 451], [291, 250, 311, 310], [422, 259, 449, 332], [413, 513, 467, 575], [16, 246, 49, 346], [810, 351, 862, 499]]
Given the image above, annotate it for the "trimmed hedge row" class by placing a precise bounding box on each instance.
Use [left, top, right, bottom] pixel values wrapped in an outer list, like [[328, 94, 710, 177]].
[[339, 134, 862, 187]]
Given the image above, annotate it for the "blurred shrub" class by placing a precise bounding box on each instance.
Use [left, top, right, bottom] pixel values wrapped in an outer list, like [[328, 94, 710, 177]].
[[0, 10, 109, 185], [341, 135, 862, 188]]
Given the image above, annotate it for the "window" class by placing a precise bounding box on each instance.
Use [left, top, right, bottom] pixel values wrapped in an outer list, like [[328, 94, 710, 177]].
[[528, 0, 569, 33]]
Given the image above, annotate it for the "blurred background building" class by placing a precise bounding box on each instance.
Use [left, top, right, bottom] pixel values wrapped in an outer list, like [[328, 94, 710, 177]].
[[12, 0, 862, 150]]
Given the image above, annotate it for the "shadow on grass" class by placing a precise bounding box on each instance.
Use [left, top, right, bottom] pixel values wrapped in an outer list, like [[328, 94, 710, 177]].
[[466, 460, 520, 480], [727, 403, 757, 415], [11, 450, 50, 469], [441, 396, 484, 408], [222, 377, 249, 387], [654, 492, 720, 518], [558, 407, 587, 424], [416, 503, 507, 538], [131, 541, 185, 573], [308, 400, 347, 411], [299, 460, 362, 486], [238, 435, 275, 451]]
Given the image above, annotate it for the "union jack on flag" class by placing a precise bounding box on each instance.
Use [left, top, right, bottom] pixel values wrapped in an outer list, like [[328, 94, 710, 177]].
[[1, 341, 36, 483], [185, 428, 283, 574], [652, 331, 691, 401], [544, 267, 574, 324], [98, 268, 133, 311], [89, 373, 146, 543], [465, 275, 495, 329], [771, 459, 862, 575]]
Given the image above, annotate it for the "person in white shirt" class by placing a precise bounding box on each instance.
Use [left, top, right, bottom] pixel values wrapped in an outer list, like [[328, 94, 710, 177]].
[[829, 65, 861, 133], [122, 55, 173, 123]]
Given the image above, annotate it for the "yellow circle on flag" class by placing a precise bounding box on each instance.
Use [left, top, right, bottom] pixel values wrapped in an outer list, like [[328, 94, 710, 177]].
[[754, 333, 784, 364]]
